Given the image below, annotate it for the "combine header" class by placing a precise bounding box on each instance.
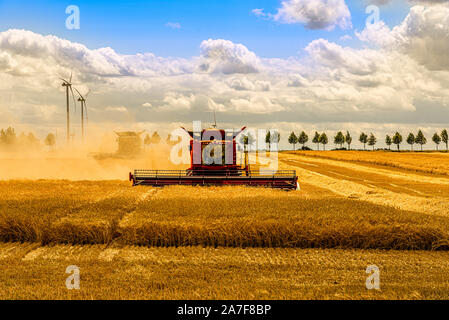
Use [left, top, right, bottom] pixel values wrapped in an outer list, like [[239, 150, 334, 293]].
[[129, 126, 298, 190]]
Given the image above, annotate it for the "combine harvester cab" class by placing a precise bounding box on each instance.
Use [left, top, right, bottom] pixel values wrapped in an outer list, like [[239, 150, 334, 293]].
[[129, 126, 298, 190]]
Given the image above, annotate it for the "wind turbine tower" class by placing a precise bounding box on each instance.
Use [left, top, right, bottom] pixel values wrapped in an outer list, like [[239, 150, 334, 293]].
[[60, 74, 77, 144], [75, 88, 89, 141]]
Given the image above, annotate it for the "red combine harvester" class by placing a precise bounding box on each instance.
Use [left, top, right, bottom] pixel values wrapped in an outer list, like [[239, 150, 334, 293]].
[[129, 126, 298, 190]]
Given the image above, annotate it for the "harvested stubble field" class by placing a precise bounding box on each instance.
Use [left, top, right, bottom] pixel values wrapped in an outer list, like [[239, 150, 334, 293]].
[[0, 151, 449, 299], [2, 243, 449, 299], [285, 150, 449, 176], [1, 182, 448, 250]]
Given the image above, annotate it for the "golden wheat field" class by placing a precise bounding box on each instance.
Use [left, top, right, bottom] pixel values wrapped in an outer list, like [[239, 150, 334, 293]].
[[286, 150, 449, 176], [1, 151, 449, 299]]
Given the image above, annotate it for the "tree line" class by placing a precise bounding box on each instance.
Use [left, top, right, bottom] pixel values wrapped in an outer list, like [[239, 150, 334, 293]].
[[0, 127, 41, 151], [3, 126, 448, 153], [143, 132, 183, 148], [285, 129, 449, 152]]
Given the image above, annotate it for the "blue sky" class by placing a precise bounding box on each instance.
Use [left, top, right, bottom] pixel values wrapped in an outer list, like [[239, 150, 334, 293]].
[[0, 0, 411, 58], [1, 0, 447, 147]]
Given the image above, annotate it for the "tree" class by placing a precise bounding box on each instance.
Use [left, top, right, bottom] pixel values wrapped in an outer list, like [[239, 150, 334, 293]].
[[392, 132, 403, 151], [345, 131, 352, 150], [359, 132, 368, 150], [298, 131, 309, 150], [334, 131, 345, 149], [385, 135, 392, 150], [144, 134, 151, 149], [265, 131, 271, 151], [247, 132, 256, 152], [240, 131, 255, 152], [27, 132, 40, 148], [151, 131, 161, 144], [166, 133, 181, 146], [4, 127, 16, 145], [17, 132, 27, 146], [441, 129, 448, 151], [312, 131, 320, 150], [406, 133, 415, 151], [367, 133, 377, 150], [270, 131, 280, 149], [432, 133, 441, 151], [240, 135, 248, 152], [319, 133, 328, 151], [44, 133, 56, 150], [288, 132, 298, 150], [415, 130, 427, 151], [0, 129, 6, 145]]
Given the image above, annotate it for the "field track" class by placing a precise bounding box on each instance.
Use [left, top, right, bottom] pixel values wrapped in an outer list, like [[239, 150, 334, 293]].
[[279, 152, 449, 217]]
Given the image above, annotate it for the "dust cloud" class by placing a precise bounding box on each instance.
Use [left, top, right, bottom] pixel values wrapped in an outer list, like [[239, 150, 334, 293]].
[[0, 130, 187, 181]]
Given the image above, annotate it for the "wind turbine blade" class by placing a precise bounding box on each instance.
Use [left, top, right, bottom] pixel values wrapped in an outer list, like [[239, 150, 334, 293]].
[[69, 86, 77, 112], [84, 102, 88, 123], [73, 87, 83, 99], [85, 89, 91, 98], [69, 72, 72, 83]]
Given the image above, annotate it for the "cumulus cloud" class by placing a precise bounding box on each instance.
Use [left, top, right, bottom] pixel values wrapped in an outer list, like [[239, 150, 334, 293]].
[[288, 74, 310, 87], [272, 0, 352, 30], [199, 39, 261, 74], [305, 39, 382, 76], [0, 29, 193, 77], [0, 51, 16, 72], [226, 77, 270, 91], [160, 93, 195, 110], [357, 4, 449, 71], [392, 4, 449, 71], [355, 21, 395, 47], [207, 98, 226, 112], [231, 96, 285, 114]]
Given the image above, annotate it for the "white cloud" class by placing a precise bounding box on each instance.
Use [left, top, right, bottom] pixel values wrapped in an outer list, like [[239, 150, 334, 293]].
[[199, 39, 261, 74], [231, 96, 285, 114], [161, 93, 195, 110], [208, 98, 226, 112], [0, 29, 193, 77], [357, 4, 449, 71], [165, 22, 181, 29], [392, 4, 449, 71], [0, 51, 16, 71], [252, 8, 266, 17], [226, 77, 270, 91], [142, 102, 152, 108], [288, 74, 310, 87], [273, 0, 352, 30], [305, 39, 381, 76], [355, 21, 394, 47]]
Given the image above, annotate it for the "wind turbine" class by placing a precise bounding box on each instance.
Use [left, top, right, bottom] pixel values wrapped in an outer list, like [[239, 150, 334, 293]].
[[74, 88, 89, 141], [60, 74, 77, 144]]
